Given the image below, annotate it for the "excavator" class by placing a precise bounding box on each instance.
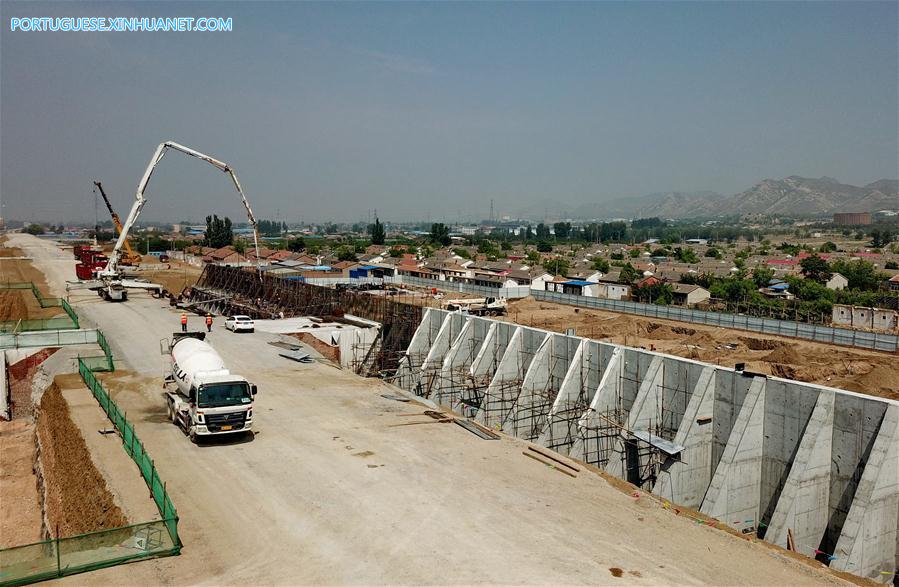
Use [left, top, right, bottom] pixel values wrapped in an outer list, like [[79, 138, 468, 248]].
[[93, 181, 142, 266]]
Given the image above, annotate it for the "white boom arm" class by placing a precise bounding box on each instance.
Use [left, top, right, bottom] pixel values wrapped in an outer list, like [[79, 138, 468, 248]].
[[100, 141, 261, 278]]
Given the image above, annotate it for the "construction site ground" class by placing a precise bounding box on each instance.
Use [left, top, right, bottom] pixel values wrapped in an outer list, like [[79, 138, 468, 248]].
[[500, 297, 899, 400], [0, 241, 156, 551], [0, 240, 65, 322], [4, 233, 856, 585]]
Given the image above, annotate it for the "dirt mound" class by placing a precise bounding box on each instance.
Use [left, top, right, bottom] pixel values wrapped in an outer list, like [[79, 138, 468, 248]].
[[739, 337, 786, 351], [858, 365, 899, 395], [762, 345, 801, 364], [37, 383, 128, 537]]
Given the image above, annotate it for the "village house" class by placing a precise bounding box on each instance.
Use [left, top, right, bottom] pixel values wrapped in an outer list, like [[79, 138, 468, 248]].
[[671, 283, 711, 307]]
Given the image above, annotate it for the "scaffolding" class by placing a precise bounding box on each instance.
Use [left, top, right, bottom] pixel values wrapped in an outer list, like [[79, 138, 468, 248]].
[[190, 265, 423, 377], [542, 349, 603, 453]]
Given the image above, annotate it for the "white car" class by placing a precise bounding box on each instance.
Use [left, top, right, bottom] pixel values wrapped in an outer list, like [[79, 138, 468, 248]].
[[225, 315, 255, 333]]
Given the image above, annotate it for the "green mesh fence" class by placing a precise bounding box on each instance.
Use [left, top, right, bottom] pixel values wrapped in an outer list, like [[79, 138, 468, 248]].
[[0, 345, 181, 586], [0, 282, 78, 332], [0, 520, 178, 587]]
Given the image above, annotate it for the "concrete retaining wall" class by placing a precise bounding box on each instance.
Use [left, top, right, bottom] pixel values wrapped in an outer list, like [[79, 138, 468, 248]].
[[392, 308, 899, 583]]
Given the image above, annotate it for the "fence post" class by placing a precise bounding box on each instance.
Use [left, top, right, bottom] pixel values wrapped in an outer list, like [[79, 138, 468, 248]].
[[149, 460, 156, 499], [55, 524, 61, 577]]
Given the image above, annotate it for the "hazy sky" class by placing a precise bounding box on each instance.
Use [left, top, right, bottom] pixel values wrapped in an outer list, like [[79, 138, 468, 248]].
[[2, 1, 897, 224]]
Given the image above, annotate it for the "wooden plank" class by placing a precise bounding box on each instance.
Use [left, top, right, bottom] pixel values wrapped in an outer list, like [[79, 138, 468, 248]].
[[523, 451, 577, 478], [526, 445, 580, 472]]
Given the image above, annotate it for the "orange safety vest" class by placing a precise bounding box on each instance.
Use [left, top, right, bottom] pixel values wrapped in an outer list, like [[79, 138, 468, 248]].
[[180, 314, 187, 325], [206, 316, 212, 325]]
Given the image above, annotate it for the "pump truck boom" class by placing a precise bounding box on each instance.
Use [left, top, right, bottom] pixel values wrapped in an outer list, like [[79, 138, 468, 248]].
[[95, 141, 262, 299], [93, 181, 141, 266], [163, 332, 257, 442]]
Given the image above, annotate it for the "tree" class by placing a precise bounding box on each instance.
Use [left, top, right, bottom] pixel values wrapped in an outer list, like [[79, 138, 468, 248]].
[[799, 254, 832, 284], [429, 223, 451, 247], [870, 229, 894, 248], [752, 265, 775, 289], [535, 223, 551, 240], [536, 241, 553, 253], [287, 237, 305, 252], [674, 247, 699, 263], [203, 215, 233, 248], [526, 250, 540, 264], [633, 282, 673, 305], [818, 241, 837, 253], [500, 241, 512, 251], [591, 258, 610, 273], [618, 263, 638, 285], [24, 223, 45, 235], [369, 217, 386, 245], [553, 222, 571, 240], [233, 240, 247, 254], [830, 259, 885, 291], [544, 257, 570, 276], [886, 261, 898, 270], [705, 247, 722, 259], [337, 247, 357, 262]]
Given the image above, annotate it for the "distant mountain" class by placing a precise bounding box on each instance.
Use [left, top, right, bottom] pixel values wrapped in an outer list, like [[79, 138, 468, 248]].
[[581, 176, 897, 219], [574, 191, 723, 219], [721, 176, 898, 216]]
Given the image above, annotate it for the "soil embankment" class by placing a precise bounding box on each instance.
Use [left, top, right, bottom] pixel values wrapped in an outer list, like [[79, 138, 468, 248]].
[[504, 297, 899, 399], [36, 382, 128, 537]]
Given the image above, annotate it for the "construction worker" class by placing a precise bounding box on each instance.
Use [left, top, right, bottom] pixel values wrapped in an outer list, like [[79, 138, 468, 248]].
[[180, 313, 188, 332], [206, 314, 213, 332]]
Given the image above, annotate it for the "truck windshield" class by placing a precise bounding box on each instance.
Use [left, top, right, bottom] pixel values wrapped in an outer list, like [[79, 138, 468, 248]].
[[198, 383, 252, 408]]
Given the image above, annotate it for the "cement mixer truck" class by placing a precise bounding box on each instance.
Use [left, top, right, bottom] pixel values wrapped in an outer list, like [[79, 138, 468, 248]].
[[163, 333, 257, 443]]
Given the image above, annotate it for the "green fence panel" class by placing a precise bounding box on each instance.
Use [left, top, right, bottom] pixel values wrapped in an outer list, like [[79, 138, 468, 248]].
[[0, 282, 79, 332], [1, 519, 179, 587]]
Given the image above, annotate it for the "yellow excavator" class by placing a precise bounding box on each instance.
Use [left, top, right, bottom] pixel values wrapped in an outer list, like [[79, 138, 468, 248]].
[[93, 181, 142, 266]]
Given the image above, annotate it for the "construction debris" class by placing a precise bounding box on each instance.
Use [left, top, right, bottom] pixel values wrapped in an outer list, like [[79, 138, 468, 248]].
[[522, 450, 578, 478], [279, 350, 314, 363], [455, 418, 500, 440], [526, 445, 579, 473]]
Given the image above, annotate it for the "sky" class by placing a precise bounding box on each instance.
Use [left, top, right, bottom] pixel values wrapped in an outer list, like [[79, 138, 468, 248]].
[[1, 1, 897, 224]]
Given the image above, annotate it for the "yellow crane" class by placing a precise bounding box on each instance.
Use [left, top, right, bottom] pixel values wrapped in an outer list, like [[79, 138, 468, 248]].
[[93, 181, 141, 266]]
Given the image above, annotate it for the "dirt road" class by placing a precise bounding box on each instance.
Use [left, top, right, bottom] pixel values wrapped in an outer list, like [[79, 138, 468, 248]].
[[3, 233, 850, 586]]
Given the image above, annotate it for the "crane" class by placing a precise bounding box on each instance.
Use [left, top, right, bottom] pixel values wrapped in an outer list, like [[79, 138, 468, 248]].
[[97, 141, 261, 296], [93, 181, 142, 266]]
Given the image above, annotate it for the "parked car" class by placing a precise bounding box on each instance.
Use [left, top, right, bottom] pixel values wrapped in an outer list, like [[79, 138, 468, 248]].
[[225, 315, 255, 333]]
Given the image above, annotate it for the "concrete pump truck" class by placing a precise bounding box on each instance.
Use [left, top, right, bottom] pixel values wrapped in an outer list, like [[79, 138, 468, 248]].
[[73, 141, 262, 301]]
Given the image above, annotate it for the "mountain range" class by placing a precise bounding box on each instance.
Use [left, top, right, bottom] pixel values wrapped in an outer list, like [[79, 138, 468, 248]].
[[574, 176, 898, 219]]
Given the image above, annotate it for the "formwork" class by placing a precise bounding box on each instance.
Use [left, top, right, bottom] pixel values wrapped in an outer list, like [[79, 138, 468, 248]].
[[190, 265, 423, 376], [391, 309, 899, 584]]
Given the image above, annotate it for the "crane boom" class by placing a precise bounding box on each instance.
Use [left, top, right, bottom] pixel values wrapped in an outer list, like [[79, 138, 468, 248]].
[[93, 181, 140, 265], [100, 141, 261, 278]]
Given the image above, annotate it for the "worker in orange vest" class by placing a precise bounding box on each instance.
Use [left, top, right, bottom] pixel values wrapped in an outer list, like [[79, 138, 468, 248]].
[[180, 313, 187, 332], [205, 314, 213, 332]]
